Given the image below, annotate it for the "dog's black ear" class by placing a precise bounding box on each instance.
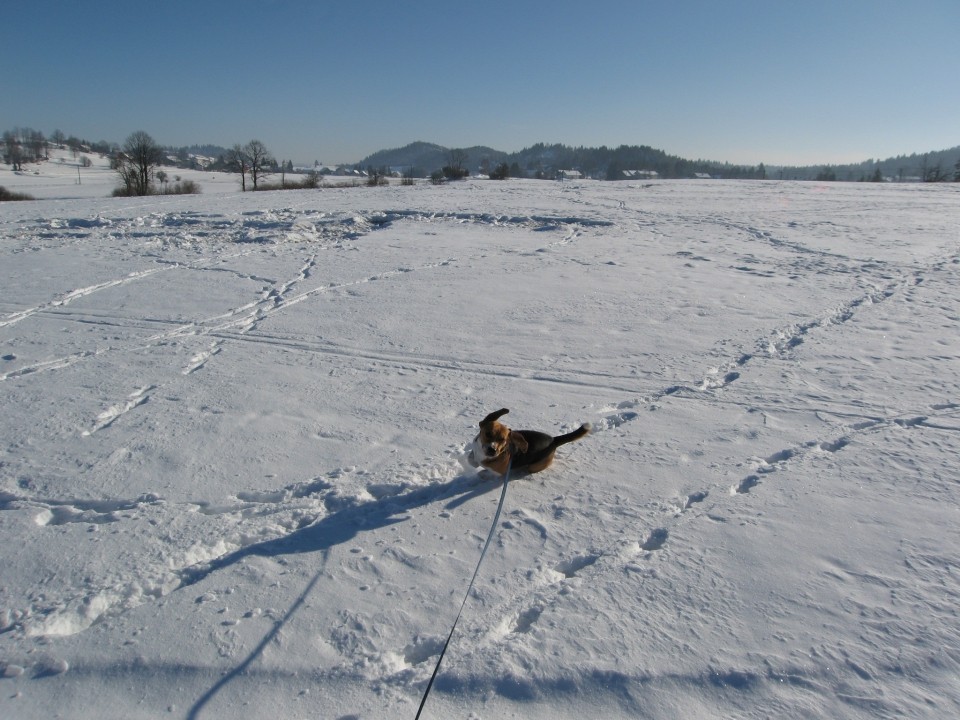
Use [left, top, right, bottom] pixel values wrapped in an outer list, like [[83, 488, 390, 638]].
[[508, 430, 529, 454], [480, 408, 509, 426]]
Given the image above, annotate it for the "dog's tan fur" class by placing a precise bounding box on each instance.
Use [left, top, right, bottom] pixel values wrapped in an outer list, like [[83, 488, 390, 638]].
[[472, 408, 590, 475]]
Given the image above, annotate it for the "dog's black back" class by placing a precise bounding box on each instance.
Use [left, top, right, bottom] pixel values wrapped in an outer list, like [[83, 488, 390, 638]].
[[512, 426, 589, 469]]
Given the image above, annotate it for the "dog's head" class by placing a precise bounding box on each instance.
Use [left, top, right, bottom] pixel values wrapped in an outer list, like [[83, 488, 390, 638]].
[[474, 408, 529, 460]]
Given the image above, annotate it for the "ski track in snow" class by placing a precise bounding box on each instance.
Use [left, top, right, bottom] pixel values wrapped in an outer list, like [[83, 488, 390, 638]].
[[2, 181, 959, 717], [3, 221, 948, 629], [2, 210, 953, 561], [0, 209, 603, 387], [0, 220, 939, 405]]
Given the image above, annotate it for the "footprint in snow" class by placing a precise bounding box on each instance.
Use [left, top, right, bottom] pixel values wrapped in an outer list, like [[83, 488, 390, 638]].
[[554, 554, 599, 578], [642, 528, 669, 551], [596, 401, 642, 431], [818, 437, 849, 453], [684, 490, 708, 510], [733, 475, 759, 494], [764, 448, 796, 464], [512, 606, 543, 634]]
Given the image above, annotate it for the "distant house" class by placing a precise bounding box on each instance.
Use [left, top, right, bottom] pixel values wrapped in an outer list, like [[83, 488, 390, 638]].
[[622, 170, 659, 179], [317, 165, 366, 177], [693, 172, 713, 179], [559, 169, 582, 180]]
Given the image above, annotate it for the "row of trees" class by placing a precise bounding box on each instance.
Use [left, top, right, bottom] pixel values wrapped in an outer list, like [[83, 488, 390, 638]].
[[919, 156, 960, 183], [2, 126, 119, 169], [111, 132, 285, 195], [2, 129, 48, 169], [812, 159, 960, 183], [1, 126, 295, 195], [360, 140, 960, 183], [110, 131, 197, 196], [222, 140, 274, 191], [8, 126, 960, 189]]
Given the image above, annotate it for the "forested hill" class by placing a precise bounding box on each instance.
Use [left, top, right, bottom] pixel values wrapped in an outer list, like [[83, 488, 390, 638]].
[[359, 142, 506, 175], [358, 141, 759, 179], [359, 140, 960, 181]]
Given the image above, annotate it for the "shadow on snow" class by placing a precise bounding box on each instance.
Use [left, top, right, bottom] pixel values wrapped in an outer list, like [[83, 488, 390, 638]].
[[185, 469, 503, 720]]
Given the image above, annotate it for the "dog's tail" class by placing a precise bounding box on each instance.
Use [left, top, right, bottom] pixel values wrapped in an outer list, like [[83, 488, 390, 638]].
[[553, 423, 591, 448]]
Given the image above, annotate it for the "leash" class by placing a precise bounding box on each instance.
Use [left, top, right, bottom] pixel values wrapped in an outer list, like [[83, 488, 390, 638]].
[[414, 460, 512, 719]]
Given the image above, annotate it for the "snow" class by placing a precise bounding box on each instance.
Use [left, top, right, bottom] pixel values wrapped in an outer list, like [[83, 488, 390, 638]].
[[1, 173, 959, 719], [1, 150, 243, 201]]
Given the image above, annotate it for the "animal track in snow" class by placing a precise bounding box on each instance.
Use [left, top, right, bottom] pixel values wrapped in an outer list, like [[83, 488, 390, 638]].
[[733, 475, 760, 494], [7, 457, 467, 639], [894, 416, 927, 428], [3, 493, 163, 527], [596, 409, 639, 430], [511, 606, 543, 634], [666, 490, 710, 515], [554, 553, 600, 579], [733, 444, 807, 492], [182, 341, 223, 374], [504, 508, 549, 538], [682, 491, 709, 510], [760, 448, 796, 469], [641, 528, 669, 551], [1, 212, 616, 392], [400, 635, 445, 666], [761, 280, 902, 359], [0, 267, 168, 330], [728, 433, 854, 496], [485, 553, 603, 642], [234, 476, 334, 504], [616, 278, 905, 404], [594, 400, 645, 431], [700, 368, 740, 391], [817, 437, 850, 453], [83, 385, 154, 435]]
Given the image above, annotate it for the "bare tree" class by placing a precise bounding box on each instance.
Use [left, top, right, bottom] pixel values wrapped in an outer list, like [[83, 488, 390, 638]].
[[3, 131, 23, 170], [245, 139, 274, 190], [444, 148, 469, 179], [224, 144, 250, 191], [51, 129, 65, 148], [919, 156, 949, 183], [29, 130, 46, 161], [114, 130, 163, 195]]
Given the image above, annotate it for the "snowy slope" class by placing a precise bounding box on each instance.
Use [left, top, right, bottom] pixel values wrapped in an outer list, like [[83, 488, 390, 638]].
[[1, 178, 958, 719], [0, 149, 241, 200]]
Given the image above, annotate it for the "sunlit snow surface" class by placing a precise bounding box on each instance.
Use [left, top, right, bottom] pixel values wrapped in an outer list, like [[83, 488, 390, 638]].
[[1, 177, 959, 719]]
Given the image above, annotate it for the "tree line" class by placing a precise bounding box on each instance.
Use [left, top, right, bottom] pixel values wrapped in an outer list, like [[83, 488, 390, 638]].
[[2, 126, 119, 168], [110, 132, 312, 195], [357, 141, 960, 183], [5, 127, 960, 192], [0, 126, 310, 196]]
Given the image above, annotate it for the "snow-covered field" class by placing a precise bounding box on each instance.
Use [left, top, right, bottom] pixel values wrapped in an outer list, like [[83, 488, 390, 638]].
[[1, 174, 958, 719], [0, 151, 241, 200]]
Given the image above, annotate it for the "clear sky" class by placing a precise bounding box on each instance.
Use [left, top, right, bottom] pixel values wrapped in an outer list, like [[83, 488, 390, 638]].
[[4, 0, 958, 166]]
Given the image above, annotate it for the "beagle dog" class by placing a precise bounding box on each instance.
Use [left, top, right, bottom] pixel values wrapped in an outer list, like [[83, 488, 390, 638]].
[[468, 408, 590, 475]]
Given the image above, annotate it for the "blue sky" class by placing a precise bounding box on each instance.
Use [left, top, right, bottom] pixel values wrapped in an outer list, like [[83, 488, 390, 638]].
[[5, 0, 958, 166]]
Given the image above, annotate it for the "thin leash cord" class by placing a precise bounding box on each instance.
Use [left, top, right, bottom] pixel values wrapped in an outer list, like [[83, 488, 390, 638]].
[[414, 460, 512, 720]]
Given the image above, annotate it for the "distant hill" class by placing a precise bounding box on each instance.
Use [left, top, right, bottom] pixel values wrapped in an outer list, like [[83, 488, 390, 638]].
[[4, 124, 957, 182], [359, 141, 507, 176], [358, 141, 765, 179], [774, 146, 960, 181], [358, 140, 960, 181]]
